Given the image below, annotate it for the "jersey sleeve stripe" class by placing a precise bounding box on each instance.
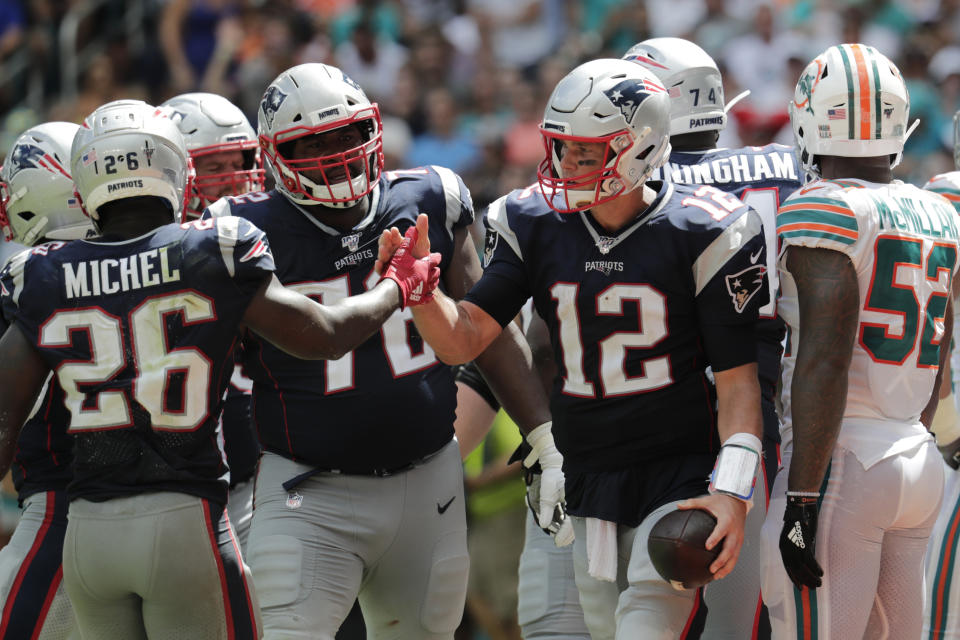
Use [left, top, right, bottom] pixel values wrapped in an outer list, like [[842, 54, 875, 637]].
[[929, 189, 960, 202], [778, 209, 858, 231], [692, 209, 763, 295], [431, 165, 463, 240], [485, 195, 523, 261], [780, 228, 857, 245], [778, 221, 857, 238], [215, 217, 241, 278], [779, 200, 854, 217], [8, 249, 28, 306]]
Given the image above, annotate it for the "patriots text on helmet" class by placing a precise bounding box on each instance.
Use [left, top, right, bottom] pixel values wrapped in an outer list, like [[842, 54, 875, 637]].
[[663, 151, 798, 185], [62, 245, 180, 299]]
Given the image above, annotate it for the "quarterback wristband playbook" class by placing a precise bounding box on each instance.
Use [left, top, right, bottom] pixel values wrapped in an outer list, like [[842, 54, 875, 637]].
[[708, 432, 761, 508]]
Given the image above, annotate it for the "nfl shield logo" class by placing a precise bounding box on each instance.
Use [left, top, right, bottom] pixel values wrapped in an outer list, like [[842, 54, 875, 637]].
[[342, 233, 360, 252], [286, 492, 303, 509]]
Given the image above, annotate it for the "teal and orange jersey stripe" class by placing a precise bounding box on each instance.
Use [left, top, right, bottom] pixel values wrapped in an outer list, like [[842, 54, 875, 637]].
[[928, 491, 960, 639], [778, 197, 859, 246]]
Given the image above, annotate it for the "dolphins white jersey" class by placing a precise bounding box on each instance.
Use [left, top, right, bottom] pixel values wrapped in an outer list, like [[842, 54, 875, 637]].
[[925, 171, 960, 392], [778, 178, 960, 467]]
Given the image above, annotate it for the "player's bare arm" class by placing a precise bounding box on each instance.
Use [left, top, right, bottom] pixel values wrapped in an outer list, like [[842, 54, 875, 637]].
[[679, 361, 762, 580], [377, 214, 511, 365], [439, 220, 553, 431], [787, 245, 859, 492], [0, 325, 51, 478], [243, 272, 402, 361]]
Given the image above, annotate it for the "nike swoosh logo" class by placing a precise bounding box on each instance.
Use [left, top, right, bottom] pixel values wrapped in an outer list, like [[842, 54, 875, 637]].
[[750, 248, 763, 264], [437, 496, 456, 514]]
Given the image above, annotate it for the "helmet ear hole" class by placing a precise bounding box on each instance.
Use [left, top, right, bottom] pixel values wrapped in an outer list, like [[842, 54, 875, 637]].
[[636, 145, 654, 160]]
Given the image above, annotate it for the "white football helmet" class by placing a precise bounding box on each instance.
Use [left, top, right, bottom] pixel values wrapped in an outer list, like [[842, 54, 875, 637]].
[[623, 38, 726, 136], [257, 63, 383, 208], [790, 44, 910, 179], [0, 122, 93, 245], [71, 100, 190, 229], [538, 58, 671, 213], [160, 93, 265, 219]]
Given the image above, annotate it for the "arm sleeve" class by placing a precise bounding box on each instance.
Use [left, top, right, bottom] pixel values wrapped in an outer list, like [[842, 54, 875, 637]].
[[213, 217, 275, 297], [777, 193, 860, 256], [462, 222, 531, 328], [693, 208, 767, 370]]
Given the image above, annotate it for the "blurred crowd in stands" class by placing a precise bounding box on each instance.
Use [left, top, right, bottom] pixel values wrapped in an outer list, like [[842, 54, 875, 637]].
[[0, 0, 958, 212]]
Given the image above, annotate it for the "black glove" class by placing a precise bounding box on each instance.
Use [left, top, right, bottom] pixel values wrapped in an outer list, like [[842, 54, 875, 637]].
[[779, 494, 824, 589]]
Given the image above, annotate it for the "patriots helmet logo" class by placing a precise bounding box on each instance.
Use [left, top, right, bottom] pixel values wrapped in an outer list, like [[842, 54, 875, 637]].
[[260, 85, 288, 129], [725, 265, 767, 313], [603, 79, 664, 125], [341, 71, 363, 94], [7, 144, 51, 179]]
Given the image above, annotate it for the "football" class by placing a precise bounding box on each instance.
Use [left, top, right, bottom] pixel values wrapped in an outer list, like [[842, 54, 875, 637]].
[[647, 508, 720, 589]]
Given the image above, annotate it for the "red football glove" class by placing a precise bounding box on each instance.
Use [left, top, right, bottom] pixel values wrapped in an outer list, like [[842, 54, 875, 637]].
[[381, 227, 442, 309]]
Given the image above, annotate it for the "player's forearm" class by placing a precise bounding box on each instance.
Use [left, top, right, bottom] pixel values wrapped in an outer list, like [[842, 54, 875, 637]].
[[714, 362, 762, 443], [785, 247, 859, 492], [410, 291, 494, 364], [474, 322, 552, 436], [308, 280, 401, 360]]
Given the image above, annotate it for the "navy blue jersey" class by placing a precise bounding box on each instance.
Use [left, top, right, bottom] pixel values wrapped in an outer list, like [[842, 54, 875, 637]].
[[220, 360, 259, 487], [465, 181, 767, 524], [656, 143, 801, 394], [0, 273, 73, 503], [205, 166, 474, 471], [11, 379, 73, 502], [0, 217, 275, 503]]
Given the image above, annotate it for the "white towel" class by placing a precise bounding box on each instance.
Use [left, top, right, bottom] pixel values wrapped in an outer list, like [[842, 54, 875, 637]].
[[586, 517, 618, 582]]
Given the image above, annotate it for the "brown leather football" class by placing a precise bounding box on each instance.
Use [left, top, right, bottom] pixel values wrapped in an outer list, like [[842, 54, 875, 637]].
[[648, 508, 720, 589]]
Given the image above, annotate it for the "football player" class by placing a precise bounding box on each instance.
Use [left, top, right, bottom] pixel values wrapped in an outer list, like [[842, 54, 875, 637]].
[[203, 63, 553, 639], [625, 37, 801, 639], [378, 59, 768, 639], [922, 109, 960, 639], [0, 99, 439, 639], [451, 306, 591, 640], [0, 121, 92, 640], [161, 92, 267, 549], [759, 44, 955, 639]]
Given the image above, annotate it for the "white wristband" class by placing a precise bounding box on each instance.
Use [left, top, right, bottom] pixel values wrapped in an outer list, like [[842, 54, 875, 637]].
[[708, 432, 761, 505]]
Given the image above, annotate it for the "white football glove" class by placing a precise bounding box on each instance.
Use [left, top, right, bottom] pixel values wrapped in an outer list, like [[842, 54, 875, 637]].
[[524, 422, 570, 545]]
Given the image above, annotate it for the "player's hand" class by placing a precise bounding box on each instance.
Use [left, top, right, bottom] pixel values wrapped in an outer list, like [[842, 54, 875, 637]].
[[523, 473, 575, 546], [523, 422, 568, 545], [779, 494, 823, 589], [375, 213, 432, 275], [677, 493, 747, 580], [380, 227, 442, 309]]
